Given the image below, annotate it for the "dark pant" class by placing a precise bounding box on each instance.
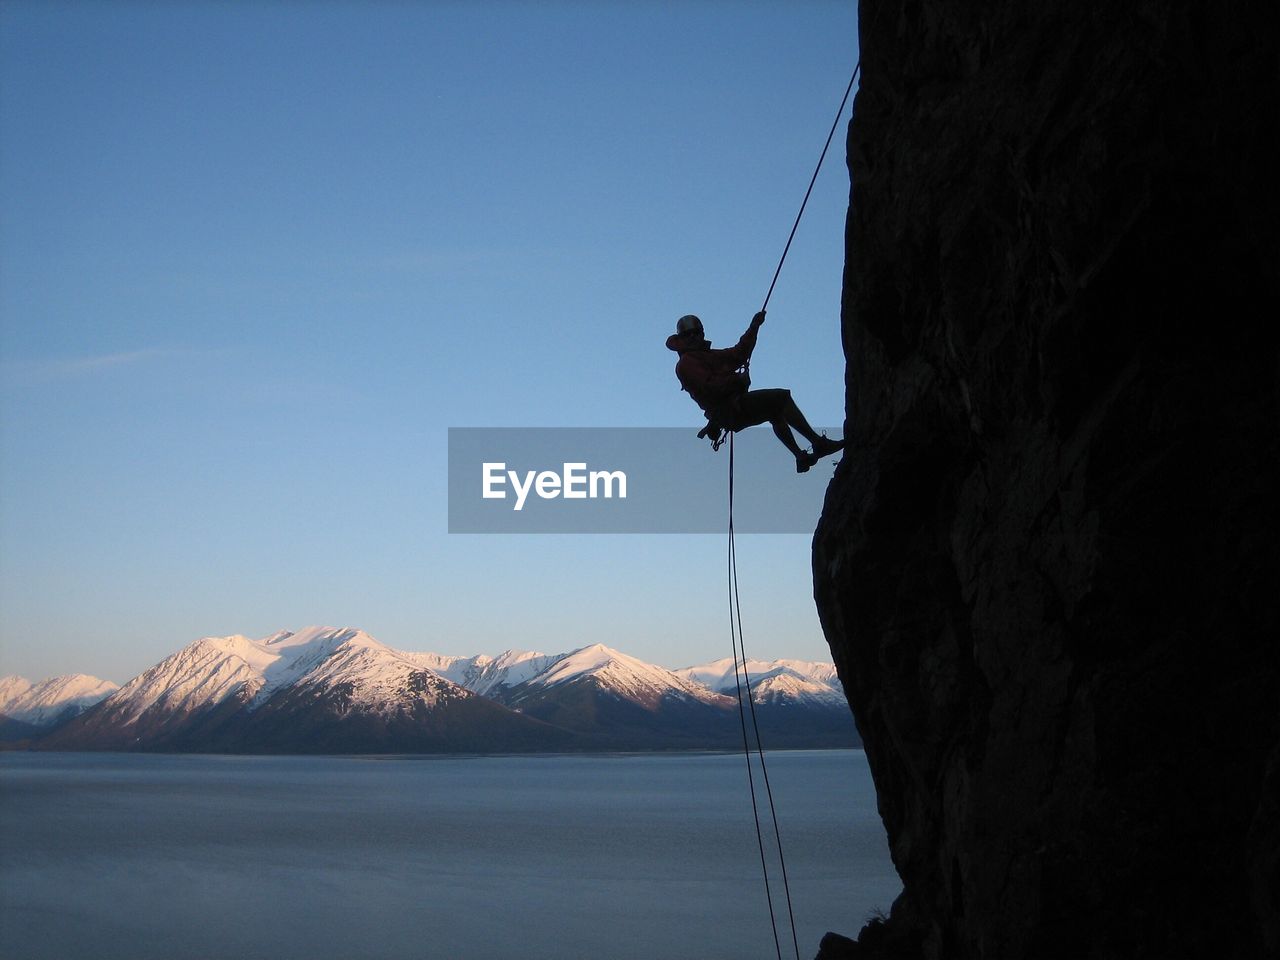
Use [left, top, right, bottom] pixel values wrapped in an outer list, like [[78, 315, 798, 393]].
[[714, 389, 792, 431], [709, 388, 820, 458]]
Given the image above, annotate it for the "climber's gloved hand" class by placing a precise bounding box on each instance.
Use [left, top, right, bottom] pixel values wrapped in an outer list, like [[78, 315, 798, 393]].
[[752, 310, 766, 328]]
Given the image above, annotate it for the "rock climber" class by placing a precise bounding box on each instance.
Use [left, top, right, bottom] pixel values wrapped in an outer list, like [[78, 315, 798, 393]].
[[665, 310, 844, 473]]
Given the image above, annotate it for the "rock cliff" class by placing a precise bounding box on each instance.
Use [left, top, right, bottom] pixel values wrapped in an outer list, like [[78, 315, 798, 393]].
[[813, 3, 1279, 958]]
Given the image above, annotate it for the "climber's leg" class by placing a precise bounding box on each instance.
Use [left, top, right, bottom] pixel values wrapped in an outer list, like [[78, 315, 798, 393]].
[[734, 389, 813, 460], [733, 389, 845, 471]]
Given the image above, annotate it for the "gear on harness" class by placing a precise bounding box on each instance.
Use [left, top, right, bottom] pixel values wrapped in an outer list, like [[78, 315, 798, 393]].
[[697, 419, 728, 451]]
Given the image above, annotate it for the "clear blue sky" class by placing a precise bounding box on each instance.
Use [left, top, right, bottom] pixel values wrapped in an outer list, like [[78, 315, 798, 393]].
[[0, 1, 859, 684]]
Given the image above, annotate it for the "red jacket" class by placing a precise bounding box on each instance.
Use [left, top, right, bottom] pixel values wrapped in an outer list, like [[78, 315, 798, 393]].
[[666, 317, 761, 416]]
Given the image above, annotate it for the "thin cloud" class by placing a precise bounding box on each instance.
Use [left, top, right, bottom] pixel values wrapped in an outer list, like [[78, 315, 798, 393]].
[[0, 347, 228, 385]]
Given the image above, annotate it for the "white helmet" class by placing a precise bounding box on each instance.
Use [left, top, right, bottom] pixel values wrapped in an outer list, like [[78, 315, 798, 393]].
[[676, 314, 703, 337]]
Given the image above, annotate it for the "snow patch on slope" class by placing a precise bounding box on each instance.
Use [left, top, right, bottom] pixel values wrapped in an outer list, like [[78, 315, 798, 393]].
[[98, 627, 384, 723], [748, 672, 846, 706], [408, 649, 560, 698], [0, 674, 118, 725], [103, 637, 265, 724], [0, 676, 34, 712], [521, 643, 728, 706], [675, 657, 844, 706], [250, 627, 362, 705], [286, 631, 472, 715]]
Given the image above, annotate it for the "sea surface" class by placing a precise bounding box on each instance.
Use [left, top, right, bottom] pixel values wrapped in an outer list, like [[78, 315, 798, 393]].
[[0, 750, 899, 960]]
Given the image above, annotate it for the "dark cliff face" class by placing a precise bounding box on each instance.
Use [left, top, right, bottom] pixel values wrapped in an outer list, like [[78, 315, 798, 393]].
[[813, 3, 1279, 958]]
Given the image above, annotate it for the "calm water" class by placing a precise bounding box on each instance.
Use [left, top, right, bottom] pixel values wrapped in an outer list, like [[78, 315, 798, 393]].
[[0, 750, 899, 960]]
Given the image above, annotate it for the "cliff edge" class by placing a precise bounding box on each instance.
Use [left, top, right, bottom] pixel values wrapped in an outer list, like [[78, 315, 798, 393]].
[[813, 3, 1279, 958]]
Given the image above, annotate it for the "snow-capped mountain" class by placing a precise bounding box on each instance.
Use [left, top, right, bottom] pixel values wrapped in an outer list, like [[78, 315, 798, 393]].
[[670, 656, 854, 746], [675, 657, 845, 706], [20, 628, 856, 753], [41, 627, 573, 753], [82, 627, 434, 727], [423, 644, 738, 711], [0, 673, 118, 727], [420, 649, 563, 699], [0, 675, 32, 707], [504, 643, 732, 708], [468, 643, 741, 749], [246, 626, 473, 713]]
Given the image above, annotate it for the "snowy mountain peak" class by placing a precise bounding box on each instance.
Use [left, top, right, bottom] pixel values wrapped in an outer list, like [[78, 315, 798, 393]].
[[513, 643, 730, 708], [257, 626, 366, 651], [676, 657, 838, 689], [421, 648, 557, 698], [13, 629, 858, 752], [489, 649, 548, 670], [472, 650, 558, 691], [748, 672, 846, 706], [249, 628, 367, 704], [15, 627, 849, 750], [0, 673, 119, 726], [280, 636, 474, 715], [537, 643, 623, 684], [103, 638, 265, 724], [674, 657, 843, 706], [0, 675, 34, 711], [92, 626, 472, 727]]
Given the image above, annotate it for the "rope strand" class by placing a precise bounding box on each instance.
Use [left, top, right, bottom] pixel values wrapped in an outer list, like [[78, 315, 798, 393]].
[[729, 434, 800, 960], [731, 516, 801, 960], [722, 61, 861, 958], [760, 60, 861, 314], [729, 434, 784, 960]]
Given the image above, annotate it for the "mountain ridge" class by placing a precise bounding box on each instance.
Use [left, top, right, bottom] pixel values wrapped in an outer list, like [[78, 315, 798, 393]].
[[0, 673, 119, 729], [5, 626, 856, 753]]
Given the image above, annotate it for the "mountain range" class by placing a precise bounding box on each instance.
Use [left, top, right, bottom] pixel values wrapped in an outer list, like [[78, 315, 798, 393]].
[[0, 626, 857, 753]]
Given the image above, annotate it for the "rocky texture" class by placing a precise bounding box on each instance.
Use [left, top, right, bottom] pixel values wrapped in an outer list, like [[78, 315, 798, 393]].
[[813, 3, 1279, 958]]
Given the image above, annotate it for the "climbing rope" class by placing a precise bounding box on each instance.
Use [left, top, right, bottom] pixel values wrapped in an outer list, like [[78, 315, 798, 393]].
[[759, 60, 862, 315], [728, 433, 800, 960], [724, 60, 861, 959]]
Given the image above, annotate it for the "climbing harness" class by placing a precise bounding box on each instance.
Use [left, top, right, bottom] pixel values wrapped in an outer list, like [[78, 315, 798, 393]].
[[698, 420, 729, 451], [723, 59, 861, 960]]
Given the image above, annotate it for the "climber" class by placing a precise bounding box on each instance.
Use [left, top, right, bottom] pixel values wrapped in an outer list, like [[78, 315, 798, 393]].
[[666, 311, 844, 473]]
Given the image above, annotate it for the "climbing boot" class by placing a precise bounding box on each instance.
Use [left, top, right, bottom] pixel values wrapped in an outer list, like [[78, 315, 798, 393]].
[[796, 450, 820, 473], [811, 435, 845, 460]]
